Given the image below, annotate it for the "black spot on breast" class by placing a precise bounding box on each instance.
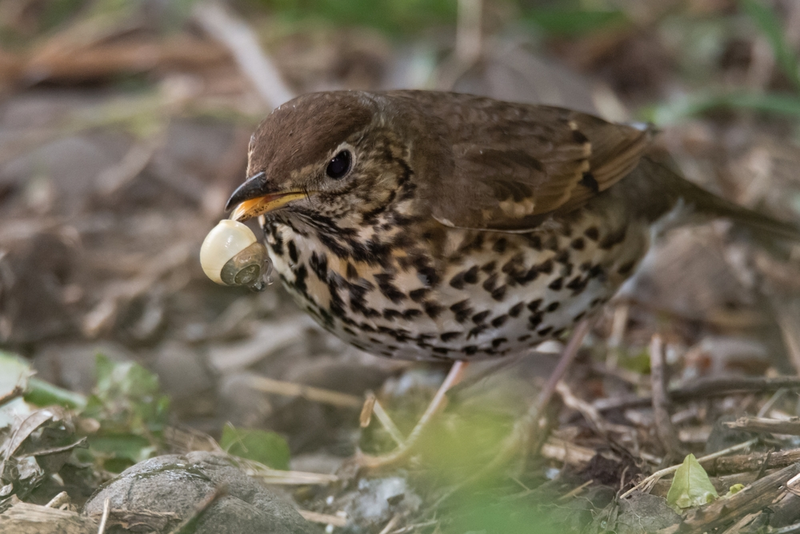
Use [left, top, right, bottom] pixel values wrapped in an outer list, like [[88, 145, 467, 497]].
[[554, 250, 570, 264], [517, 334, 531, 342], [502, 253, 525, 274], [538, 326, 553, 336], [599, 227, 627, 250], [491, 315, 508, 328], [270, 229, 284, 256], [552, 327, 566, 337], [424, 301, 443, 319], [570, 238, 585, 250], [509, 302, 524, 317], [546, 302, 560, 312], [527, 299, 542, 312], [449, 269, 470, 289], [374, 273, 406, 303], [359, 322, 376, 332], [526, 234, 543, 251], [588, 265, 605, 280], [440, 331, 461, 342], [432, 347, 450, 355], [492, 238, 507, 253], [409, 288, 428, 302], [346, 262, 358, 280], [309, 252, 328, 280], [491, 337, 508, 348], [537, 259, 553, 275], [491, 285, 507, 301], [566, 276, 588, 294], [293, 264, 308, 294], [472, 310, 490, 324], [548, 277, 563, 291], [517, 267, 540, 285], [463, 265, 479, 284], [482, 273, 498, 292], [383, 309, 403, 320], [481, 261, 497, 273], [287, 240, 299, 263], [528, 313, 543, 329], [584, 226, 599, 241], [317, 233, 348, 258], [450, 299, 473, 323], [403, 308, 423, 320], [573, 311, 585, 322], [617, 260, 636, 276], [464, 345, 478, 355], [544, 235, 559, 252], [468, 324, 489, 338], [343, 326, 357, 336]]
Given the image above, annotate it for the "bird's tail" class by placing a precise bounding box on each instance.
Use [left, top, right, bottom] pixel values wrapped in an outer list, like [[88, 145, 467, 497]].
[[637, 157, 800, 242]]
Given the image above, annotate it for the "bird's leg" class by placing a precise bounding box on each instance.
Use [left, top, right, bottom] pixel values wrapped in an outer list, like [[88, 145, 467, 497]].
[[512, 319, 591, 468], [432, 320, 591, 506], [356, 360, 469, 470]]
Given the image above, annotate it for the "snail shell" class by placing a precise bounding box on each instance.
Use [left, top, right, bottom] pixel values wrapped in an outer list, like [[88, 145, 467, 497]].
[[200, 219, 271, 289]]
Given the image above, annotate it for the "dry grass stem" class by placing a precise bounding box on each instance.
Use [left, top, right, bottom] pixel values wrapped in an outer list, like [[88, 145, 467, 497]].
[[246, 375, 363, 408]]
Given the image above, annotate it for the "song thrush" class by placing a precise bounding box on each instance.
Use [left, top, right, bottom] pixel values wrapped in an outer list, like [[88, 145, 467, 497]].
[[225, 90, 795, 363]]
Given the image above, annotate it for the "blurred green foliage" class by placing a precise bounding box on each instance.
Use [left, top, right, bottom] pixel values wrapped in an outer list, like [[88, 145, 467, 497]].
[[249, 0, 457, 33], [220, 423, 291, 470], [520, 6, 627, 36]]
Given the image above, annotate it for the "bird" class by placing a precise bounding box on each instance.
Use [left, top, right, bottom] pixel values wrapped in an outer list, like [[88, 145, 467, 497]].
[[225, 90, 794, 359], [221, 90, 797, 466]]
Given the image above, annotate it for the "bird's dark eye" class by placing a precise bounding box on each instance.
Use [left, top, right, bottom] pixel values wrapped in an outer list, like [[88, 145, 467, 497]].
[[326, 150, 352, 179]]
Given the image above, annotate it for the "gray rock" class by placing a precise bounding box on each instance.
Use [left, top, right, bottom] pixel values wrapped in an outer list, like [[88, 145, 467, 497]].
[[83, 452, 317, 533]]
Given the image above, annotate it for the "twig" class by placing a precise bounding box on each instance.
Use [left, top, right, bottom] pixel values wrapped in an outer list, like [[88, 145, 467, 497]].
[[45, 491, 70, 509], [246, 375, 362, 408], [594, 376, 800, 413], [705, 447, 800, 476], [556, 381, 610, 437], [757, 387, 788, 417], [97, 498, 110, 534], [650, 335, 684, 460], [723, 416, 800, 436], [233, 456, 339, 485], [361, 391, 406, 448], [620, 438, 758, 499], [298, 510, 347, 527], [192, 1, 293, 109], [0, 385, 24, 409], [378, 513, 402, 534]]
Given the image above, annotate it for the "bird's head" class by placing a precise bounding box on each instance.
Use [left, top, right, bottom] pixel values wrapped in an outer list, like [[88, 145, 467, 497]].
[[226, 91, 433, 231]]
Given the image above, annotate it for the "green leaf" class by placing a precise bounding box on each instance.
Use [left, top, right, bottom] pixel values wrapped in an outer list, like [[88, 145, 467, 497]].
[[25, 378, 86, 410], [667, 454, 719, 509], [522, 8, 628, 36], [643, 92, 800, 125], [739, 0, 800, 90], [220, 423, 290, 470], [88, 433, 155, 472]]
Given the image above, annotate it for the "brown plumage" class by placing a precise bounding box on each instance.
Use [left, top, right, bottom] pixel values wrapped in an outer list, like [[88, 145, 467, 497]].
[[224, 90, 797, 361]]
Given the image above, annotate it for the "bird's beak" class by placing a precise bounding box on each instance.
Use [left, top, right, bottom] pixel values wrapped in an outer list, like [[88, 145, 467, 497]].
[[225, 171, 308, 222]]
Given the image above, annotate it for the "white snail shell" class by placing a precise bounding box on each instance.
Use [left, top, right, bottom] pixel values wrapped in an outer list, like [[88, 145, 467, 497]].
[[200, 219, 270, 288]]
